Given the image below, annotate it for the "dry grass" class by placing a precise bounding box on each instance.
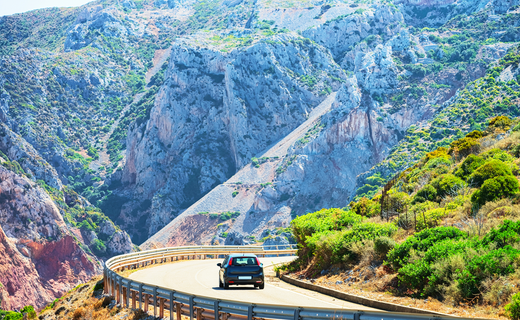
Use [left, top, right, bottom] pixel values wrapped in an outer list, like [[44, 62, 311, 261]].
[[37, 276, 163, 320], [288, 266, 508, 319]]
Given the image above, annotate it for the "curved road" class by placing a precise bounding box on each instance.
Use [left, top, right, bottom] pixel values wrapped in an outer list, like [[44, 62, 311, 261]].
[[129, 256, 379, 311]]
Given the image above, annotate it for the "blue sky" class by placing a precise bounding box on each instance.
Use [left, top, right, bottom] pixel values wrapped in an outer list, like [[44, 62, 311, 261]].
[[1, 0, 95, 17]]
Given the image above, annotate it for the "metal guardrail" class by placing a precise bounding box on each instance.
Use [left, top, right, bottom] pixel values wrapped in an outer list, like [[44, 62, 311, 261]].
[[104, 245, 468, 320]]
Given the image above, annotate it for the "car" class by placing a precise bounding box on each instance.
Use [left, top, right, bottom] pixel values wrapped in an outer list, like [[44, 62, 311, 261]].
[[217, 253, 265, 289]]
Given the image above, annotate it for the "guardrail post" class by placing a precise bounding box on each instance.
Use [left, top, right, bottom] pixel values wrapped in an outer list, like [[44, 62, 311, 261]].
[[126, 280, 131, 307], [118, 277, 123, 305], [160, 298, 165, 318], [144, 293, 149, 311], [196, 307, 203, 320], [112, 275, 116, 296], [103, 268, 107, 294], [189, 296, 195, 320], [213, 300, 219, 320], [293, 308, 300, 320], [122, 287, 127, 308], [247, 305, 253, 320], [139, 283, 144, 310], [353, 312, 362, 320], [132, 290, 137, 309], [176, 302, 182, 320], [170, 292, 174, 320], [153, 287, 158, 317]]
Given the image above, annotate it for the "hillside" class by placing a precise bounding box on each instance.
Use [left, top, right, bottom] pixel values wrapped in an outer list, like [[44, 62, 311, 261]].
[[282, 116, 520, 318], [1, 0, 520, 312]]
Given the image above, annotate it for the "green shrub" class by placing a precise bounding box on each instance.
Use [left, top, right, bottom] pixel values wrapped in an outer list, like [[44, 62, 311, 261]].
[[424, 156, 451, 169], [91, 239, 106, 255], [481, 148, 515, 163], [309, 221, 397, 265], [350, 197, 380, 217], [415, 208, 450, 230], [416, 184, 437, 202], [431, 174, 465, 199], [449, 137, 480, 158], [470, 159, 513, 187], [454, 154, 485, 180], [489, 115, 512, 130], [374, 236, 396, 258], [505, 292, 520, 320], [482, 220, 520, 248], [291, 208, 364, 245], [471, 176, 519, 206], [387, 226, 467, 270], [20, 306, 36, 319]]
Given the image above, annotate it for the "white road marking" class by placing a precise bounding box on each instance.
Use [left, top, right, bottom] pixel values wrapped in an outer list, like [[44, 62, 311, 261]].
[[265, 283, 341, 307]]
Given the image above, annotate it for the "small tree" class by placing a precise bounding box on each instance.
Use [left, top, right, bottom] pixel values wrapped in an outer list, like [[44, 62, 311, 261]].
[[505, 292, 520, 320]]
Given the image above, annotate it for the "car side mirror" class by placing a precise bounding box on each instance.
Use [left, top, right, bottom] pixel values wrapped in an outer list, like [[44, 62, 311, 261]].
[[217, 263, 222, 267]]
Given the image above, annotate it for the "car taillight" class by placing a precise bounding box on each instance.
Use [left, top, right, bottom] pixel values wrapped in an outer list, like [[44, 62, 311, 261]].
[[228, 258, 233, 266], [255, 257, 261, 266]]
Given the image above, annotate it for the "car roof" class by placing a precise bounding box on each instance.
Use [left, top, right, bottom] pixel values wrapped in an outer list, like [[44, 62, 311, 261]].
[[228, 253, 258, 258]]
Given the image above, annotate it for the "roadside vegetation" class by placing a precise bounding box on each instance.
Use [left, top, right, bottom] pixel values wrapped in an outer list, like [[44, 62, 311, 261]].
[[281, 117, 520, 318]]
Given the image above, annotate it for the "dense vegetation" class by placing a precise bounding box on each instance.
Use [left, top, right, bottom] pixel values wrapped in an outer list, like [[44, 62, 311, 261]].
[[358, 21, 520, 200], [286, 117, 520, 315]]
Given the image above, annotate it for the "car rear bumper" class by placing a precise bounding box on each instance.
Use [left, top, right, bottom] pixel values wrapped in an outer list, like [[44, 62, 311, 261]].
[[224, 275, 264, 285]]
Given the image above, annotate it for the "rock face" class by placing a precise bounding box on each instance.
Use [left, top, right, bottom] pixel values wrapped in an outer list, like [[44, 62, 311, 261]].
[[0, 165, 100, 310], [120, 33, 346, 243], [139, 0, 519, 247]]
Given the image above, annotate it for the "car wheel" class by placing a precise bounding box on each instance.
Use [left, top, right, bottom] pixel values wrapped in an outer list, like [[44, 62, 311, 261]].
[[254, 284, 258, 288], [219, 279, 223, 288], [259, 283, 264, 289]]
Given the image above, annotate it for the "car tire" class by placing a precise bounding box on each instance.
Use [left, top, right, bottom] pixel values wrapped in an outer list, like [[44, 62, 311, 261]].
[[259, 283, 264, 289], [254, 284, 258, 288]]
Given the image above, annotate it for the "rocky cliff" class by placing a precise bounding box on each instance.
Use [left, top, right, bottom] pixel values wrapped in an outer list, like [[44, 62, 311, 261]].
[[140, 0, 520, 247], [0, 163, 99, 311]]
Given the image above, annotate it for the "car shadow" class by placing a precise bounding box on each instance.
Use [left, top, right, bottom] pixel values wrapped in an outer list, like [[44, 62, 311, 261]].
[[212, 286, 258, 290]]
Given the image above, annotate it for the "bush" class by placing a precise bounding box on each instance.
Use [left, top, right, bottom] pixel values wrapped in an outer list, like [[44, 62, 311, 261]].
[[415, 184, 437, 202], [505, 292, 520, 320], [489, 115, 512, 130], [387, 226, 467, 270], [306, 221, 397, 266], [350, 197, 380, 217], [481, 148, 515, 163], [91, 239, 107, 255], [374, 236, 396, 258], [471, 176, 519, 206], [291, 208, 364, 245], [470, 159, 513, 187], [449, 136, 480, 158], [482, 220, 520, 248], [454, 154, 484, 180], [431, 174, 465, 199], [415, 208, 449, 230]]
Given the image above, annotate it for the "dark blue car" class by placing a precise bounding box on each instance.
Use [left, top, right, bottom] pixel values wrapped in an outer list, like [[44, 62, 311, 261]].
[[217, 253, 264, 289]]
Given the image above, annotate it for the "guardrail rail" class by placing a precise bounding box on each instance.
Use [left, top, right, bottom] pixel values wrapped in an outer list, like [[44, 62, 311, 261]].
[[104, 245, 479, 320]]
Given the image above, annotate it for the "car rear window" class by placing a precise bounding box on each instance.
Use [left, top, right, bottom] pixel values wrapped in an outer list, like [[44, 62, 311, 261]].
[[230, 257, 258, 266]]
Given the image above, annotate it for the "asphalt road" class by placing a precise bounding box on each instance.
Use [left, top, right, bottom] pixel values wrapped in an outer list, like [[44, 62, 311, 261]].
[[129, 256, 379, 311]]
